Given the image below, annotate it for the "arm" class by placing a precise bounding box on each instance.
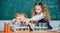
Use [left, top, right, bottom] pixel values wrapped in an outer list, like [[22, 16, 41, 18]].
[[30, 13, 44, 21]]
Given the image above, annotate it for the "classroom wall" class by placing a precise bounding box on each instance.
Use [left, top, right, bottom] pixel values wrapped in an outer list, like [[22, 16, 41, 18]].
[[0, 20, 60, 31], [0, 0, 60, 20]]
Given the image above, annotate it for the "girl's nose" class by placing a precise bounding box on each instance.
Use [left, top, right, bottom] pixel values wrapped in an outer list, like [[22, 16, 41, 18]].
[[19, 18, 22, 20]]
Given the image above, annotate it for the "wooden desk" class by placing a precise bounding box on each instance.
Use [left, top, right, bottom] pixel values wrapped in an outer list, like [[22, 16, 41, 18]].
[[0, 31, 60, 33]]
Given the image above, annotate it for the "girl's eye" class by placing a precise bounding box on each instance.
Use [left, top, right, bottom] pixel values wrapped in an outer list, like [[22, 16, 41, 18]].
[[35, 9, 40, 10]]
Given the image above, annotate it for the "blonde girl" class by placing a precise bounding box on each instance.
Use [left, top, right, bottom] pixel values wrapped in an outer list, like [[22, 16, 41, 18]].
[[11, 12, 32, 31], [30, 2, 52, 29], [12, 12, 27, 24]]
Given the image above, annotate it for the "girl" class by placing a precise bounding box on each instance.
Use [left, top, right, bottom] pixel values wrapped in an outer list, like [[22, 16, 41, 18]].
[[29, 2, 52, 29], [12, 12, 27, 24], [10, 12, 32, 31]]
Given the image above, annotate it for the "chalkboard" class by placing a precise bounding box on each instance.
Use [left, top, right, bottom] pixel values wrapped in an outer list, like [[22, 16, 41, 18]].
[[0, 0, 60, 20]]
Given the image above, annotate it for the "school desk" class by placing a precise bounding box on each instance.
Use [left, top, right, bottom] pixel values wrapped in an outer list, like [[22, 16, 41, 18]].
[[0, 31, 60, 33]]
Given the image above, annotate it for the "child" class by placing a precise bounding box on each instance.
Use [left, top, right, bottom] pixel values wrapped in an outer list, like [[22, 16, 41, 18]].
[[10, 12, 32, 31], [29, 2, 52, 29], [12, 12, 27, 24]]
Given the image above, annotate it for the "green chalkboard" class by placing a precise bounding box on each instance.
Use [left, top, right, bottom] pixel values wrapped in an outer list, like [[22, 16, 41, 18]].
[[0, 0, 60, 20]]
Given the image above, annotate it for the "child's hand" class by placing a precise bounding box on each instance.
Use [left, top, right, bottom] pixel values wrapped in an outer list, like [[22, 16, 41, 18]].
[[12, 19, 16, 24], [25, 19, 30, 25]]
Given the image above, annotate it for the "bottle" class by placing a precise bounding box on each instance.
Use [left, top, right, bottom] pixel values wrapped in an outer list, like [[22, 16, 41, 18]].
[[7, 23, 12, 33], [4, 22, 12, 33], [4, 22, 8, 33]]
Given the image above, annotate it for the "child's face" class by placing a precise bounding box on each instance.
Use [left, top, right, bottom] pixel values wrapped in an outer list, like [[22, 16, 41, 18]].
[[35, 5, 42, 14], [16, 14, 25, 22]]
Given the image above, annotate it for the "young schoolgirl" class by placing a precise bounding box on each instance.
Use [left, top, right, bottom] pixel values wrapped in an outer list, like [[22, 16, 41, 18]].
[[12, 12, 27, 24], [10, 12, 32, 31], [29, 2, 52, 29]]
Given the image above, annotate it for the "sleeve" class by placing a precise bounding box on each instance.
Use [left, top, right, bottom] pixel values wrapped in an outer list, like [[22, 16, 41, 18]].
[[31, 13, 44, 21]]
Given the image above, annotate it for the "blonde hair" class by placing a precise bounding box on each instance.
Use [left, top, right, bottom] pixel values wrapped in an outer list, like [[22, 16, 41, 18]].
[[15, 12, 27, 18], [32, 2, 50, 22]]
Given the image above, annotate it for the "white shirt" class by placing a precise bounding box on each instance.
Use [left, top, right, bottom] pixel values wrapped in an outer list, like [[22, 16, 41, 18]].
[[31, 13, 44, 21]]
